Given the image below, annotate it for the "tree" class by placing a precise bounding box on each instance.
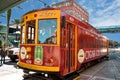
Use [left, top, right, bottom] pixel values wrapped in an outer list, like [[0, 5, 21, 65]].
[[6, 9, 11, 49], [12, 18, 21, 32], [12, 18, 21, 29]]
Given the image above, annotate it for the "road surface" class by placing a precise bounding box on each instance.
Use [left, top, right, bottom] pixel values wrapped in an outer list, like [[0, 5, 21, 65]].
[[79, 49, 120, 80]]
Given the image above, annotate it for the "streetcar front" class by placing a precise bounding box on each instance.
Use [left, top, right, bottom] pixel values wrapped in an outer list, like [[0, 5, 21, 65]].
[[17, 9, 61, 73]]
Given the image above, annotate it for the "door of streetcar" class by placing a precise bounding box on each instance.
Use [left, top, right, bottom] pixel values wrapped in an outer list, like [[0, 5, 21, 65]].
[[61, 22, 75, 74]]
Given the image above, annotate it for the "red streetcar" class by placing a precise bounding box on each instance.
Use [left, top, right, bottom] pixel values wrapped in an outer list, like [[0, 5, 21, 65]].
[[17, 8, 109, 77]]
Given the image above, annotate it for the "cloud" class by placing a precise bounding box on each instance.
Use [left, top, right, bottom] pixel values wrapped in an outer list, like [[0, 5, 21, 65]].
[[96, 0, 120, 16], [85, 0, 120, 27]]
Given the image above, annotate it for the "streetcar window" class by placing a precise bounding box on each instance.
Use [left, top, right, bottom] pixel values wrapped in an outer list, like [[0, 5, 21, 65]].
[[26, 20, 35, 44], [61, 16, 66, 28], [38, 19, 57, 44], [21, 26, 25, 44]]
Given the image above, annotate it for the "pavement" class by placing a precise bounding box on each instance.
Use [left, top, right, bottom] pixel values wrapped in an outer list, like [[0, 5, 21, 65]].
[[0, 57, 23, 80]]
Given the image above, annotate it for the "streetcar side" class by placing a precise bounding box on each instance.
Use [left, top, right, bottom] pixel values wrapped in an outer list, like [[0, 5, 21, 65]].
[[76, 19, 109, 70], [60, 12, 109, 75]]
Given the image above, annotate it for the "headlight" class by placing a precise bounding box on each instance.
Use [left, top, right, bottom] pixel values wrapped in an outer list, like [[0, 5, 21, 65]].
[[26, 53, 31, 59]]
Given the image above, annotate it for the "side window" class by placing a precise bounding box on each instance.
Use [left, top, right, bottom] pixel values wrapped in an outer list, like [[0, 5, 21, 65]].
[[81, 29, 84, 48], [26, 20, 35, 44], [21, 26, 25, 44]]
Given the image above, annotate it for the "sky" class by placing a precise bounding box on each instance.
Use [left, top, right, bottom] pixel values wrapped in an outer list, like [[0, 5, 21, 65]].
[[0, 0, 120, 42], [77, 0, 120, 27]]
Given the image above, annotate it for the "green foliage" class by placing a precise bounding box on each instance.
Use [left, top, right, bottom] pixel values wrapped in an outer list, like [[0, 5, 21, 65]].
[[12, 18, 21, 24]]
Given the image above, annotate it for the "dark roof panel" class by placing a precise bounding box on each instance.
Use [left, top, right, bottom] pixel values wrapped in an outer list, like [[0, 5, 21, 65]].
[[0, 0, 25, 13]]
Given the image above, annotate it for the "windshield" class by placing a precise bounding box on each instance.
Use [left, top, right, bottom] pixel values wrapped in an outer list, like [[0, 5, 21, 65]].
[[38, 19, 57, 44]]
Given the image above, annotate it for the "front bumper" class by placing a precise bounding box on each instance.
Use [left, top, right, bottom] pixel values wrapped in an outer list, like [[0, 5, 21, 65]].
[[17, 62, 60, 72]]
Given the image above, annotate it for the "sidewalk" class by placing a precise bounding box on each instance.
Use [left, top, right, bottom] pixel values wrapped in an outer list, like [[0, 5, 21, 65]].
[[0, 62, 23, 80], [0, 56, 10, 65]]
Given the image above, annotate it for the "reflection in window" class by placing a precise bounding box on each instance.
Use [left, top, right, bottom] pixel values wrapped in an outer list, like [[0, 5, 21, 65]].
[[38, 19, 57, 44]]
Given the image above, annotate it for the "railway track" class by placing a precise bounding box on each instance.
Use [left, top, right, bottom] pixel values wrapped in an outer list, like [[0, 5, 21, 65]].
[[23, 72, 80, 80], [22, 58, 108, 80], [23, 72, 66, 80]]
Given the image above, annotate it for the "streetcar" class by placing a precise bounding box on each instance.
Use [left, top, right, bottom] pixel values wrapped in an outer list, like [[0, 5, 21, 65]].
[[17, 8, 109, 77]]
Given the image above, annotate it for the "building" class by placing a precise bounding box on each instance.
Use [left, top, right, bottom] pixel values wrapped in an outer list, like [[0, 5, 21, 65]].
[[52, 0, 89, 22], [0, 24, 20, 47]]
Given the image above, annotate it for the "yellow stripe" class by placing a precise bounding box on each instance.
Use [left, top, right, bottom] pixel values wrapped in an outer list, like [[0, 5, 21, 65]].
[[18, 62, 59, 72], [73, 76, 80, 80]]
